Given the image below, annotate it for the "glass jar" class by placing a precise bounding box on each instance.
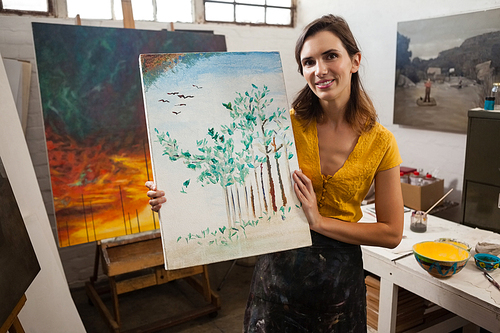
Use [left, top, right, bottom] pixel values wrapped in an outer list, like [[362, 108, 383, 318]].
[[410, 210, 427, 233], [493, 83, 500, 110], [400, 171, 409, 183], [409, 171, 422, 186], [421, 173, 436, 186]]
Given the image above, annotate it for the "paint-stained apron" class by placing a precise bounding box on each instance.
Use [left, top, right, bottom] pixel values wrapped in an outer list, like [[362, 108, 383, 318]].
[[243, 231, 367, 333]]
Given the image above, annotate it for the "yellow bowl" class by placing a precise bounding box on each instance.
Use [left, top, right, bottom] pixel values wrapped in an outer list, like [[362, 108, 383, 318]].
[[413, 241, 471, 278]]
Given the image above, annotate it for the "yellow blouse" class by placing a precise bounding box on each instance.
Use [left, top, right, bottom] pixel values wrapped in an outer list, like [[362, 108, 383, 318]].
[[291, 110, 402, 223]]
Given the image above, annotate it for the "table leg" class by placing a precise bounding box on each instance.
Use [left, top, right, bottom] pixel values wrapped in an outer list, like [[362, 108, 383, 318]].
[[378, 277, 398, 333]]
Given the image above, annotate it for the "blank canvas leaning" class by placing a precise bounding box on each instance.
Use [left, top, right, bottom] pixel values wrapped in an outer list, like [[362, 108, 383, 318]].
[[140, 52, 311, 270]]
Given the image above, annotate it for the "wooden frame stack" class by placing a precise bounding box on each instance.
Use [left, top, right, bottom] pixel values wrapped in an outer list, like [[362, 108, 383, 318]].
[[365, 274, 425, 332]]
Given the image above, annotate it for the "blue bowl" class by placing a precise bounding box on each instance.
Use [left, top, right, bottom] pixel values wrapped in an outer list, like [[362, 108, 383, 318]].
[[474, 253, 500, 272]]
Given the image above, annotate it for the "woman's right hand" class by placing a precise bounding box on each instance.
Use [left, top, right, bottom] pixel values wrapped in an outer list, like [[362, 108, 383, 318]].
[[145, 181, 166, 212]]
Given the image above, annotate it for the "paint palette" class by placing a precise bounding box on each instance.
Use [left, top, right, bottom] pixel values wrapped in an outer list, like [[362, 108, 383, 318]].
[[413, 241, 471, 278]]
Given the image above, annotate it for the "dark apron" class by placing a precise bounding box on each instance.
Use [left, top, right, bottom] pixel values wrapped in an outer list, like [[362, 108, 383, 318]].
[[244, 231, 367, 333]]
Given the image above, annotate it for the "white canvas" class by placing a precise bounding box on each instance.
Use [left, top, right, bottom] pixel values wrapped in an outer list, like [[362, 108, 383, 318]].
[[140, 51, 311, 269], [3, 58, 30, 133]]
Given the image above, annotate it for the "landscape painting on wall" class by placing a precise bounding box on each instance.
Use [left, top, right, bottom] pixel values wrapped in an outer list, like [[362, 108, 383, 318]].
[[32, 23, 226, 247], [394, 8, 500, 133], [140, 52, 311, 269]]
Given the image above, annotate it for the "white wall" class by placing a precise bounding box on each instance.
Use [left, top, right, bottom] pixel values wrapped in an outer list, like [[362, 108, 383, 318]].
[[0, 0, 499, 290]]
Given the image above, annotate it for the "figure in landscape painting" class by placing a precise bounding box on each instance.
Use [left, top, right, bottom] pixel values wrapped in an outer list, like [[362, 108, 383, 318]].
[[140, 52, 311, 269], [423, 78, 432, 103]]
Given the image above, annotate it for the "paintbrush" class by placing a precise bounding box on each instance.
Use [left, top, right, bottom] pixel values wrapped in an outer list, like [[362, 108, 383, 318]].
[[391, 251, 413, 262], [424, 188, 453, 215], [484, 271, 500, 291]]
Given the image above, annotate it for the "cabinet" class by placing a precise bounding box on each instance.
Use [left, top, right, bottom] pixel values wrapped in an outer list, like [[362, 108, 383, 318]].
[[461, 109, 500, 232]]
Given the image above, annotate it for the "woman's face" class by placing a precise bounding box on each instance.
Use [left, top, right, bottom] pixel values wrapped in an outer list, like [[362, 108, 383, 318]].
[[300, 30, 360, 108]]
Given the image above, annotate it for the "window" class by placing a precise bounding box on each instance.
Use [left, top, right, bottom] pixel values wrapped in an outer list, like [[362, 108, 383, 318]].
[[204, 0, 293, 26], [66, 0, 193, 22], [1, 0, 294, 27], [156, 0, 192, 23], [67, 0, 112, 20], [1, 0, 52, 15]]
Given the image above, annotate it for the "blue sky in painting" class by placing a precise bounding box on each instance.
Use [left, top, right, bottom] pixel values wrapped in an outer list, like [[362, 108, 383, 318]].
[[143, 51, 289, 151]]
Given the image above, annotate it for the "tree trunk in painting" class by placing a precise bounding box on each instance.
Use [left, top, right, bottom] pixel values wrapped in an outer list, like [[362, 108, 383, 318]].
[[244, 185, 249, 219], [272, 137, 287, 207], [265, 155, 277, 212], [235, 184, 242, 221], [251, 152, 263, 216], [250, 184, 256, 218], [223, 187, 233, 229], [261, 120, 277, 213], [259, 164, 268, 212]]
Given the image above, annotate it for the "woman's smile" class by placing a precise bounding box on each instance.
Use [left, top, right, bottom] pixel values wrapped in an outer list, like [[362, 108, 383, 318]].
[[316, 79, 335, 89]]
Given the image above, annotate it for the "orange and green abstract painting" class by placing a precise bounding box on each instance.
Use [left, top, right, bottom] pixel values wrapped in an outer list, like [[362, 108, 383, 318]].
[[32, 23, 226, 247]]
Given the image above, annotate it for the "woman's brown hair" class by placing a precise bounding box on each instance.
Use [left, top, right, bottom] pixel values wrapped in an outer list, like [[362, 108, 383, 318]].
[[291, 14, 377, 133]]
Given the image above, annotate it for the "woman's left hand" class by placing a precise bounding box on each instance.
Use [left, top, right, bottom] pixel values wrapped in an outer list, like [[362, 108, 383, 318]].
[[145, 181, 166, 212], [293, 170, 322, 230]]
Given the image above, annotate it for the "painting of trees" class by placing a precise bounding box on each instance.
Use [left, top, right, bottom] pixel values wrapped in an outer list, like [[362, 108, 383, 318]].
[[155, 83, 295, 228], [140, 52, 311, 269]]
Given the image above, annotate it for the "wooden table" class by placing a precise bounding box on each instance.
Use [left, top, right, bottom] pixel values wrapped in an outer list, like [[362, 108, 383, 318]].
[[361, 206, 500, 333]]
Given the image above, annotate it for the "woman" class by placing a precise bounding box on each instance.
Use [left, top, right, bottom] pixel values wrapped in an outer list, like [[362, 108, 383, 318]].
[[147, 14, 404, 332]]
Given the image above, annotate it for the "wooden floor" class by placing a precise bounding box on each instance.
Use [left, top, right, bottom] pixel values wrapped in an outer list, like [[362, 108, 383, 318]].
[[71, 260, 253, 333]]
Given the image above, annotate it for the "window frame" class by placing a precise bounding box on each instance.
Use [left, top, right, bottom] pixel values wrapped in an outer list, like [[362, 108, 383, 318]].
[[203, 0, 295, 27], [0, 0, 55, 16]]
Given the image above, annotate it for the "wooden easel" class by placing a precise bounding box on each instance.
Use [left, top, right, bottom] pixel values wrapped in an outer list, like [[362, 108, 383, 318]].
[[82, 3, 219, 331], [85, 230, 220, 333], [0, 295, 26, 333], [121, 0, 135, 29]]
